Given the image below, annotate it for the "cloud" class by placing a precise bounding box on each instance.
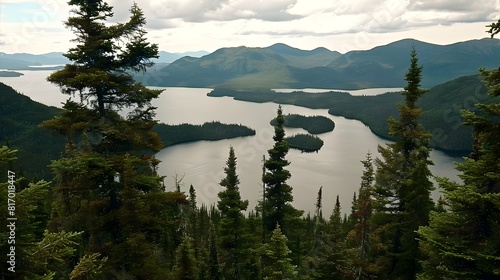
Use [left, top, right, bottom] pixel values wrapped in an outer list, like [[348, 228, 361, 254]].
[[145, 0, 302, 22]]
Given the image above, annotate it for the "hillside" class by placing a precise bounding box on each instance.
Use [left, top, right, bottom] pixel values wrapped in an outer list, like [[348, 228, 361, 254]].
[[208, 74, 497, 152], [139, 38, 500, 89], [136, 43, 342, 88]]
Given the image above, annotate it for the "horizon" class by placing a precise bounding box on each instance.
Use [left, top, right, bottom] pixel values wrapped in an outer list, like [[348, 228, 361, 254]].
[[1, 37, 498, 56]]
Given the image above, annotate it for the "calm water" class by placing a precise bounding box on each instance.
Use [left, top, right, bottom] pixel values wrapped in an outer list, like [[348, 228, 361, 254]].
[[0, 71, 462, 214]]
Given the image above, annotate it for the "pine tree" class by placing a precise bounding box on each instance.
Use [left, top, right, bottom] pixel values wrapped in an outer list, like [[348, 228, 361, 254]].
[[173, 235, 198, 280], [261, 225, 298, 280], [41, 1, 174, 277], [348, 153, 375, 280], [208, 224, 224, 280], [372, 48, 434, 279], [417, 22, 500, 279], [262, 105, 304, 267], [217, 146, 249, 279], [315, 195, 351, 279]]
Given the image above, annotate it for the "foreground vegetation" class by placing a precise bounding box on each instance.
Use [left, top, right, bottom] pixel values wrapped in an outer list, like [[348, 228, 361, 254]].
[[1, 2, 499, 280]]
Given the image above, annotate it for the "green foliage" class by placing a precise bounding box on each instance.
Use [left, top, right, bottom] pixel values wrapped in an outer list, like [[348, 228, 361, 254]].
[[208, 225, 224, 280], [263, 106, 303, 237], [271, 114, 335, 134], [217, 146, 249, 279], [285, 133, 324, 152], [348, 153, 375, 279], [69, 253, 108, 280], [372, 48, 434, 279], [153, 121, 256, 147], [261, 225, 298, 280], [0, 82, 64, 179], [418, 23, 500, 279], [173, 235, 198, 280]]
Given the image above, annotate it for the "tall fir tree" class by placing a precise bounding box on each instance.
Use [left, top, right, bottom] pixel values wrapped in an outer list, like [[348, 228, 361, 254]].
[[348, 152, 375, 280], [217, 146, 249, 279], [40, 1, 182, 277], [262, 105, 304, 265], [315, 195, 351, 280], [208, 223, 224, 280], [173, 235, 198, 280], [261, 225, 298, 280], [372, 48, 434, 279], [417, 21, 500, 279]]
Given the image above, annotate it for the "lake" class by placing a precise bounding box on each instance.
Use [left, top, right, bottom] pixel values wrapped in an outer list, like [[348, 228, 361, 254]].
[[0, 70, 462, 214]]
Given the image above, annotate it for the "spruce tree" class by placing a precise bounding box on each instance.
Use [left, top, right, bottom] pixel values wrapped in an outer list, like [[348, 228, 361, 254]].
[[41, 1, 177, 277], [417, 22, 500, 279], [262, 105, 303, 237], [208, 224, 224, 280], [316, 195, 351, 279], [261, 225, 298, 280], [173, 235, 198, 280], [348, 153, 375, 280], [372, 48, 434, 279], [217, 146, 249, 279]]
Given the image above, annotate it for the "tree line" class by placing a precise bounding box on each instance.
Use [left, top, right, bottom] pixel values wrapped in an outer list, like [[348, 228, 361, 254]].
[[1, 1, 499, 279]]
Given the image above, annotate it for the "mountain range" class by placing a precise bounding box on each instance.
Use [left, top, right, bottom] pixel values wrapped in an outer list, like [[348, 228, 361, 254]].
[[138, 38, 500, 89], [0, 50, 209, 70]]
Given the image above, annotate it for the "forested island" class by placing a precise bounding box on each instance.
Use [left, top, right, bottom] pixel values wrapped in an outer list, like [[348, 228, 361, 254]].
[[0, 71, 23, 77], [154, 122, 256, 146], [271, 113, 335, 134], [285, 133, 324, 152]]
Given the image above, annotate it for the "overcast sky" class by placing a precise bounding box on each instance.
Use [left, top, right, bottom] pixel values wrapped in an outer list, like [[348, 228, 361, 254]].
[[1, 0, 499, 54]]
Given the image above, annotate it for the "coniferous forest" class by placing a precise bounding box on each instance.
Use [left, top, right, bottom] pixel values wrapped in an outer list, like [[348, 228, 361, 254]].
[[1, 1, 500, 279]]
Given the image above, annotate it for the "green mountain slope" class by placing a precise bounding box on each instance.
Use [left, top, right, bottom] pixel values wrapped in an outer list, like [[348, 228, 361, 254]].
[[139, 39, 500, 89], [0, 82, 64, 179], [136, 43, 342, 88]]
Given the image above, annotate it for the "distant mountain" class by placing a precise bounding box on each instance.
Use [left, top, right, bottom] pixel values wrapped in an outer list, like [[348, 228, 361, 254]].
[[0, 50, 209, 70], [137, 43, 341, 88], [153, 50, 210, 63], [0, 52, 69, 69], [138, 39, 500, 89]]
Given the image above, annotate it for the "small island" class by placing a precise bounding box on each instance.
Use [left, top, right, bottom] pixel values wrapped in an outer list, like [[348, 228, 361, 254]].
[[0, 71, 24, 77], [285, 133, 324, 152], [271, 114, 335, 134], [153, 121, 256, 147]]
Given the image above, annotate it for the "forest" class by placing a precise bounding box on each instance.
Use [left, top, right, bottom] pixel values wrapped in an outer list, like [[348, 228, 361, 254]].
[[1, 1, 499, 280]]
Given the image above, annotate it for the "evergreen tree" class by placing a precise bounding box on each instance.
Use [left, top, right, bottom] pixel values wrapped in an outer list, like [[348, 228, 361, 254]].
[[173, 235, 198, 280], [261, 225, 298, 280], [41, 1, 175, 277], [208, 224, 224, 280], [372, 48, 434, 279], [348, 153, 375, 280], [217, 146, 249, 279], [417, 22, 500, 279], [263, 106, 303, 236], [315, 195, 351, 279]]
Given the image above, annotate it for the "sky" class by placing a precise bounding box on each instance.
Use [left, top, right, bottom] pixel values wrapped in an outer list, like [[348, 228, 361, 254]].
[[0, 0, 499, 54]]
